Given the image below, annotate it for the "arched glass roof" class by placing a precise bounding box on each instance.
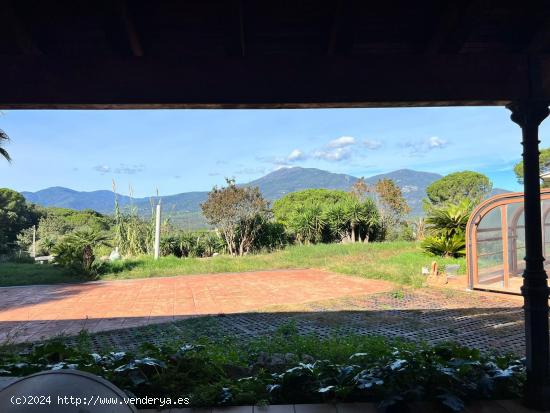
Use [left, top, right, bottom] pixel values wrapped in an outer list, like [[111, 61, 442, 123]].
[[466, 189, 550, 293]]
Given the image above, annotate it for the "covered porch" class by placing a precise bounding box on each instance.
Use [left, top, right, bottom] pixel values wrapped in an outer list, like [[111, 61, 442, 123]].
[[1, 0, 550, 409]]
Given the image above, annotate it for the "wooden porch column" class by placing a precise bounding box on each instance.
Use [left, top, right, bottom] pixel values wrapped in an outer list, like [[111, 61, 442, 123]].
[[508, 101, 550, 409]]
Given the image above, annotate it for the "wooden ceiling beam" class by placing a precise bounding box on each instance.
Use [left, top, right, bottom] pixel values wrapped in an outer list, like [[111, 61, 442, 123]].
[[0, 54, 538, 108], [425, 0, 482, 54], [327, 0, 354, 56], [117, 0, 144, 57], [2, 1, 41, 55]]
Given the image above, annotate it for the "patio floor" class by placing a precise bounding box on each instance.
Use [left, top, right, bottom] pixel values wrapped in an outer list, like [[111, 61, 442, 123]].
[[0, 269, 393, 343]]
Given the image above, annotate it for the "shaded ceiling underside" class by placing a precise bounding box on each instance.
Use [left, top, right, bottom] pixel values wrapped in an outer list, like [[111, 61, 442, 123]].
[[1, 0, 550, 108]]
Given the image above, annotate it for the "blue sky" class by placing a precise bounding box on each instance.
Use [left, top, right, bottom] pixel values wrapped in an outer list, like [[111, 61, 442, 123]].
[[1, 107, 545, 197]]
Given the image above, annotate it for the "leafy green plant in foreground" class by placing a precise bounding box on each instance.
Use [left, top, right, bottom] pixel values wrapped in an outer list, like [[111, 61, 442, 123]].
[[0, 332, 524, 411]]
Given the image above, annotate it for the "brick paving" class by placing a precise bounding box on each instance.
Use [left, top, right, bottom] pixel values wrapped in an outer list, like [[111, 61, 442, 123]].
[[62, 286, 528, 355], [0, 269, 392, 343], [0, 268, 530, 354]]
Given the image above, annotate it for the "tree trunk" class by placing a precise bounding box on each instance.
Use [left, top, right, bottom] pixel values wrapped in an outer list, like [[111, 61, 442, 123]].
[[351, 225, 356, 242]]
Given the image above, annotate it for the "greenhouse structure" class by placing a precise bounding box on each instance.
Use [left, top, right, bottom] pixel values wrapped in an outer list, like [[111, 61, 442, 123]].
[[466, 189, 550, 294]]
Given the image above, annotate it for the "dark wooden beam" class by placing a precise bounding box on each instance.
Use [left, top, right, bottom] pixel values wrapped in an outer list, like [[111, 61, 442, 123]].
[[117, 0, 144, 57], [424, 1, 472, 55], [2, 1, 41, 55], [239, 0, 246, 57], [0, 54, 541, 109], [225, 0, 246, 57], [527, 18, 550, 54], [327, 0, 354, 56]]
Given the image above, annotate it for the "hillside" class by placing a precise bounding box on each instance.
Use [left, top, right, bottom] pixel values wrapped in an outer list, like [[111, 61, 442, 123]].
[[21, 167, 509, 225]]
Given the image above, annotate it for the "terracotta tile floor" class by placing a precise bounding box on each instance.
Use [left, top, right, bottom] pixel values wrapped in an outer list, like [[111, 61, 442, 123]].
[[0, 269, 392, 343]]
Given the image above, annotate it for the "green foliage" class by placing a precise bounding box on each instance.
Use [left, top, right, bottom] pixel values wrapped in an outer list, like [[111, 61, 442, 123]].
[[0, 334, 525, 410], [514, 147, 550, 187], [374, 178, 411, 240], [14, 206, 113, 256], [275, 189, 381, 244], [289, 204, 327, 244], [421, 200, 471, 258], [425, 171, 492, 208], [253, 221, 289, 252], [201, 179, 270, 256], [113, 191, 154, 257], [273, 189, 353, 227], [52, 229, 111, 276], [0, 188, 40, 253], [160, 231, 226, 258], [421, 234, 466, 258]]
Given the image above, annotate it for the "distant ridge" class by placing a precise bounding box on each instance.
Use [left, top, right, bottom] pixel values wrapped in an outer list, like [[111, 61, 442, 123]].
[[21, 167, 510, 220]]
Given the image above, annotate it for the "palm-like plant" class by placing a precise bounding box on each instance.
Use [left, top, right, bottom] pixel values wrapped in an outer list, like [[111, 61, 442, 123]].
[[422, 199, 472, 257], [343, 200, 365, 242], [421, 233, 466, 258], [360, 198, 380, 242], [291, 204, 326, 244], [0, 129, 12, 162], [343, 199, 379, 242], [53, 229, 111, 273], [425, 199, 471, 238], [324, 203, 349, 241]]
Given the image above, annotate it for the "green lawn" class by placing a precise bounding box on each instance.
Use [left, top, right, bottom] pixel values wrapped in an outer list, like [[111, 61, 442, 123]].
[[0, 241, 465, 287], [0, 263, 84, 286]]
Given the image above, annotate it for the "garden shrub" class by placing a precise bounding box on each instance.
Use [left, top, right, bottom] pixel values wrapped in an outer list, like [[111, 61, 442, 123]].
[[421, 199, 471, 258], [160, 231, 225, 258], [0, 333, 525, 411]]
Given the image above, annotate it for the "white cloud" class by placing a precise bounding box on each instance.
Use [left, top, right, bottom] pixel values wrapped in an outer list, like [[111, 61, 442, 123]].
[[313, 147, 352, 162], [93, 165, 111, 174], [328, 136, 356, 148], [427, 136, 447, 149], [93, 163, 145, 175], [363, 138, 382, 150], [287, 149, 306, 162], [403, 136, 449, 155]]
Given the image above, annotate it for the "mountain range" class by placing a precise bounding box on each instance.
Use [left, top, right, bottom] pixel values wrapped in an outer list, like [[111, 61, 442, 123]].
[[21, 167, 509, 227]]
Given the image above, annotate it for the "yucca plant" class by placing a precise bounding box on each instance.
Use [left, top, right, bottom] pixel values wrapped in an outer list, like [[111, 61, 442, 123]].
[[324, 203, 349, 241], [290, 204, 326, 244]]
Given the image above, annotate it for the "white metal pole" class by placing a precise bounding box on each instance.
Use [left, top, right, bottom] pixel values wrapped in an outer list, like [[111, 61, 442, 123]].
[[32, 225, 36, 258], [154, 202, 161, 259]]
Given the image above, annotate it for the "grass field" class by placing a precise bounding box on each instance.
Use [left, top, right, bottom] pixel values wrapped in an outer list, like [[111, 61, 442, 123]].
[[0, 263, 83, 286], [0, 241, 465, 287]]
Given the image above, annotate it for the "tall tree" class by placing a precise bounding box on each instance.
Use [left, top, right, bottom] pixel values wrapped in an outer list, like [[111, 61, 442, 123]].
[[0, 188, 39, 252], [201, 179, 270, 256], [350, 177, 370, 202], [0, 129, 11, 162], [514, 147, 550, 188], [425, 171, 492, 208], [374, 179, 410, 240]]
